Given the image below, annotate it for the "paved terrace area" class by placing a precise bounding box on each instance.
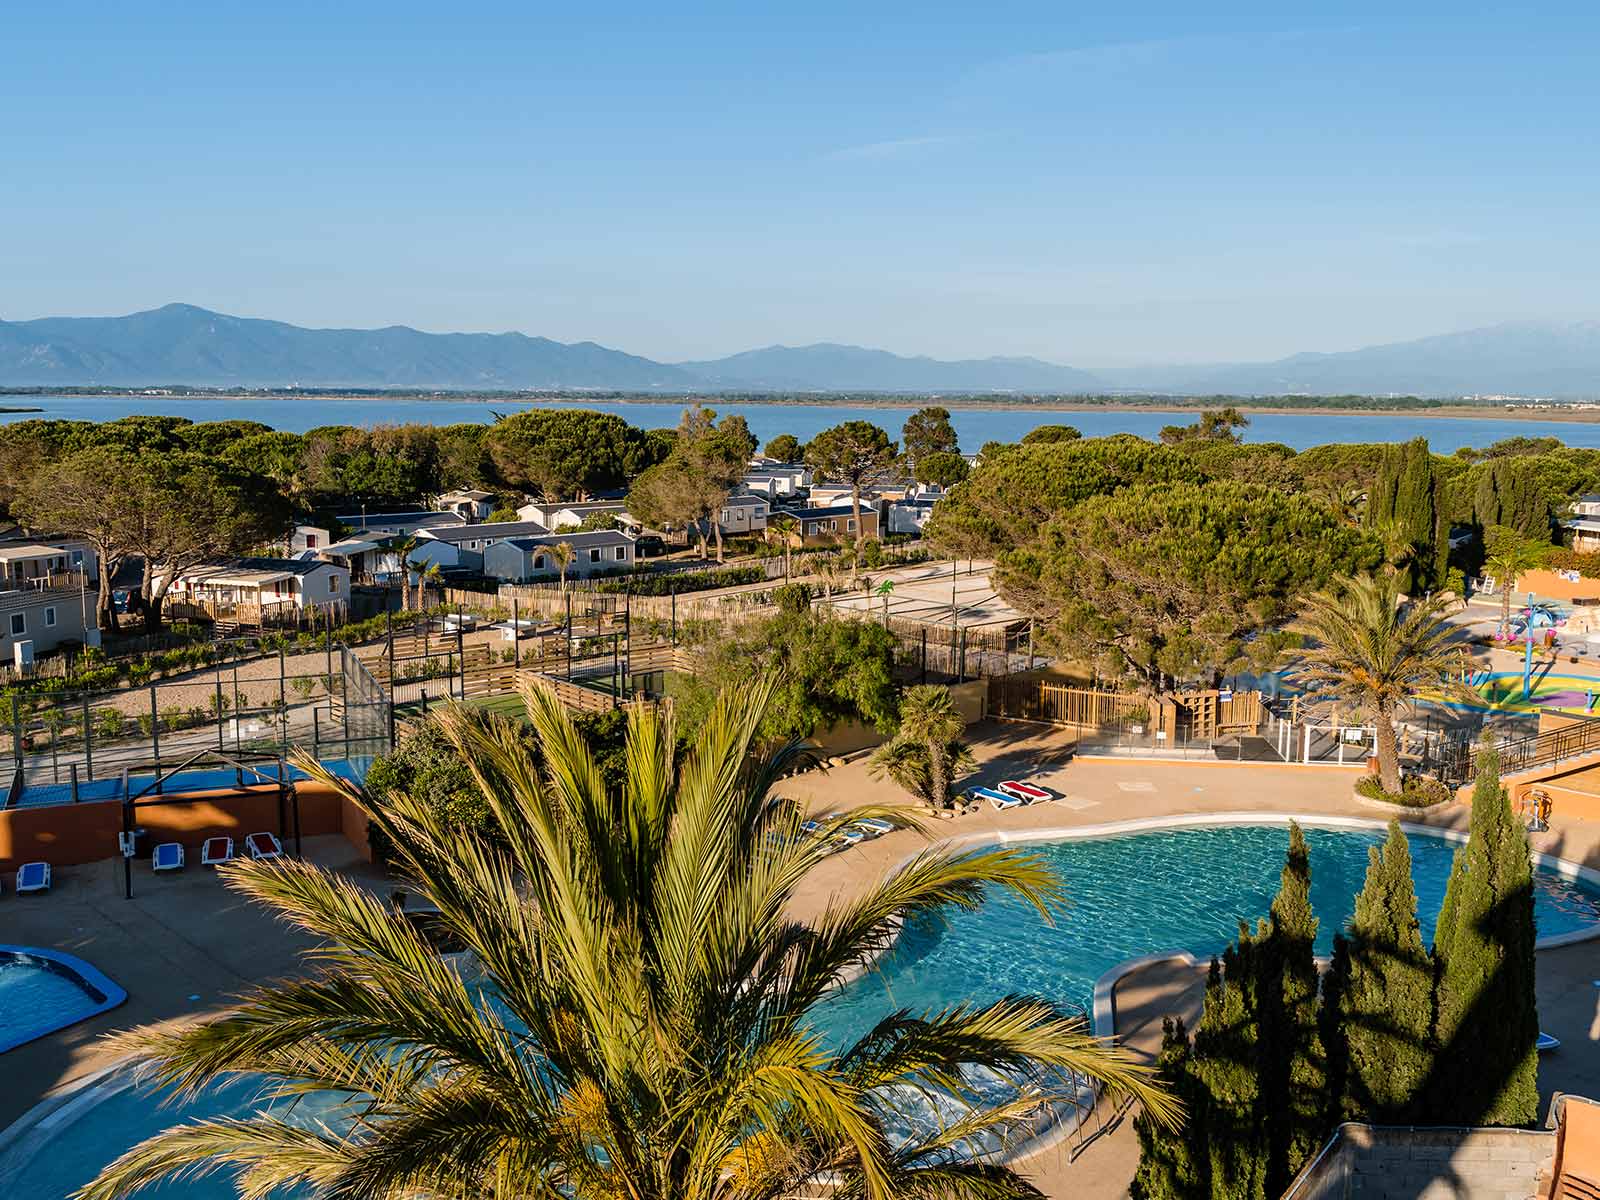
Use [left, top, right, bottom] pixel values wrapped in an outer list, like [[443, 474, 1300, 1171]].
[[5, 720, 1600, 1198]]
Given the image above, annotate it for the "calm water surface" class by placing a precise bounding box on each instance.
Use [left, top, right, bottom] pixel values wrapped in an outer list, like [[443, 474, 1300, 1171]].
[[5, 393, 1600, 452]]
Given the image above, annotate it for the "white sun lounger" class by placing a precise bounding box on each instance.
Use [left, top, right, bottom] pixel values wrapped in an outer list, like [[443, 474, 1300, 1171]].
[[852, 817, 895, 838], [998, 781, 1052, 804], [15, 861, 51, 893], [970, 786, 1021, 811], [201, 836, 235, 866], [245, 831, 284, 860], [152, 842, 184, 872]]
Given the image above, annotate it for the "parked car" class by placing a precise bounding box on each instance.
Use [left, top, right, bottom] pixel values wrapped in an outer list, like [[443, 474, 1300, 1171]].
[[633, 534, 667, 558]]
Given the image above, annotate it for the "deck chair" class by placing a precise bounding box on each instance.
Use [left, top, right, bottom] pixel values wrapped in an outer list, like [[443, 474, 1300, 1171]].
[[1541, 1095, 1600, 1200], [201, 836, 234, 866], [998, 780, 1051, 804], [245, 831, 284, 861], [971, 786, 1022, 811], [152, 842, 184, 872], [15, 861, 50, 894]]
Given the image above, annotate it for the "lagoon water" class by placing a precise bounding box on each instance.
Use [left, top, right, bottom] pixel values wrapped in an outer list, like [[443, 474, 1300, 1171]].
[[5, 393, 1600, 453]]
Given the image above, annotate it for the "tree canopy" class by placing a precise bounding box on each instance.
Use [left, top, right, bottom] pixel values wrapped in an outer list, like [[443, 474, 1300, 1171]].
[[1002, 481, 1381, 691], [486, 409, 662, 500], [763, 432, 803, 462], [671, 609, 899, 742], [15, 445, 288, 632], [900, 405, 958, 473], [1019, 424, 1081, 444], [924, 435, 1204, 561]]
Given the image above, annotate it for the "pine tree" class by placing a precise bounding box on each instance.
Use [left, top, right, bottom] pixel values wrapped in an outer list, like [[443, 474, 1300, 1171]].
[[1429, 744, 1540, 1125], [1333, 820, 1434, 1122], [1257, 822, 1327, 1197]]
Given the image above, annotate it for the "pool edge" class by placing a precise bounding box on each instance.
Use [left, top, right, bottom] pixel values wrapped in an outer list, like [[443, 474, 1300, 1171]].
[[0, 945, 128, 1056]]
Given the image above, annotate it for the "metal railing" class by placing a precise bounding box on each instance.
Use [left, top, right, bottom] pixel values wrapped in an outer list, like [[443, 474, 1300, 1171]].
[[1444, 713, 1600, 782]]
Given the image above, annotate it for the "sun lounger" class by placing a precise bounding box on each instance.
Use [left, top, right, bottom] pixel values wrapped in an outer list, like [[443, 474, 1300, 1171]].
[[15, 861, 50, 894], [852, 817, 895, 838], [970, 786, 1022, 811], [152, 842, 184, 872], [834, 827, 865, 846], [800, 819, 823, 836], [245, 831, 284, 860], [998, 781, 1052, 804], [201, 836, 234, 866]]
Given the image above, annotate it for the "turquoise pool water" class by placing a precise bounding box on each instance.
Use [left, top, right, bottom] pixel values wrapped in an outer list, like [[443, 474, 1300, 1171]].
[[6, 823, 1598, 1198], [0, 949, 126, 1055]]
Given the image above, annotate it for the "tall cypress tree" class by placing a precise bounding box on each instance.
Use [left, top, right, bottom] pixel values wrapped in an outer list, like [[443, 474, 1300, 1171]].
[[1257, 822, 1326, 1197], [1192, 944, 1266, 1200], [1144, 825, 1328, 1200], [1329, 820, 1434, 1122], [1133, 1018, 1208, 1200], [1429, 745, 1540, 1125]]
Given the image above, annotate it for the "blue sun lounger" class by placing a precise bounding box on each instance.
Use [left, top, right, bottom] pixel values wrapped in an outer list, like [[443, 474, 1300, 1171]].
[[970, 786, 1022, 811], [152, 842, 185, 872], [15, 861, 51, 894]]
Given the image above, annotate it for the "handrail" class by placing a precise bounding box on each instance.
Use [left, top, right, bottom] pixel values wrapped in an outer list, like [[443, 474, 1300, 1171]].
[[1449, 714, 1600, 782]]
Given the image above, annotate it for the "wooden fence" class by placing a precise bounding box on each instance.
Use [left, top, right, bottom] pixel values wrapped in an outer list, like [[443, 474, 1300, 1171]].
[[988, 680, 1150, 727], [987, 679, 1265, 738]]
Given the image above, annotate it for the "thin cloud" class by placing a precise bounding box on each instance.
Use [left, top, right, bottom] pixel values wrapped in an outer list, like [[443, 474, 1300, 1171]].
[[823, 134, 964, 162], [966, 26, 1360, 86]]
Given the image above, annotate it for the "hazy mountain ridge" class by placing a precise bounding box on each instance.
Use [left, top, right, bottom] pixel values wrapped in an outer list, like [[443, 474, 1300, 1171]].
[[0, 304, 696, 390], [3, 304, 1600, 397], [677, 342, 1105, 392], [1100, 322, 1600, 398]]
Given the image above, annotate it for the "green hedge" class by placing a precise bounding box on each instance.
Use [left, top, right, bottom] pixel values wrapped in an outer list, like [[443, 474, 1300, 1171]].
[[595, 565, 766, 595]]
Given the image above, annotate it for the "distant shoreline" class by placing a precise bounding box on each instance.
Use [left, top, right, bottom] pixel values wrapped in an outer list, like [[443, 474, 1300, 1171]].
[[4, 389, 1600, 424]]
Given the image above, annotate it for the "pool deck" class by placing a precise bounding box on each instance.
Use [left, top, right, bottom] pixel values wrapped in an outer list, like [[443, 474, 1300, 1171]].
[[5, 718, 1600, 1198], [0, 835, 386, 1131]]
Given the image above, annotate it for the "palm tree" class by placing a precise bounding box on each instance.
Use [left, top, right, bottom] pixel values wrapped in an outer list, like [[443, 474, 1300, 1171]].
[[872, 684, 970, 813], [767, 514, 798, 579], [1288, 573, 1468, 794], [390, 533, 419, 611], [1482, 526, 1546, 635], [874, 577, 896, 628], [412, 559, 443, 613], [82, 678, 1174, 1199], [1371, 518, 1423, 583], [813, 552, 845, 601], [549, 540, 576, 594]]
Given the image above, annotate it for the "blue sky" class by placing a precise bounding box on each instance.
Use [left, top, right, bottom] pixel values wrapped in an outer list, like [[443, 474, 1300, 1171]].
[[3, 2, 1597, 365]]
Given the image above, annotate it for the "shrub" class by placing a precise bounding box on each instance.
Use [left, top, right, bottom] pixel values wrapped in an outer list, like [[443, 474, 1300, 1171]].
[[597, 565, 765, 596], [773, 583, 812, 613], [1354, 774, 1451, 807]]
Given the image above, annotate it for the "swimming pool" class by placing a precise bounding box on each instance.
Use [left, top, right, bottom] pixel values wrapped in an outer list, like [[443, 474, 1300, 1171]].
[[0, 948, 126, 1054], [4, 820, 1597, 1197]]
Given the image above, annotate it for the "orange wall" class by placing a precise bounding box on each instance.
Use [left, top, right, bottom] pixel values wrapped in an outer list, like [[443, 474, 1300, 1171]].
[[0, 781, 365, 871], [1515, 569, 1600, 603]]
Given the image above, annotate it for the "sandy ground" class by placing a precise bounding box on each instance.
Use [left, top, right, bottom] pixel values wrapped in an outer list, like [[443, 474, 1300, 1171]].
[[5, 722, 1600, 1198], [817, 558, 1023, 629]]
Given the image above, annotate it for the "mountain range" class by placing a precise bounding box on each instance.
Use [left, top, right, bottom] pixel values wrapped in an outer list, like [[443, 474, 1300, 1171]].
[[3, 303, 1600, 397]]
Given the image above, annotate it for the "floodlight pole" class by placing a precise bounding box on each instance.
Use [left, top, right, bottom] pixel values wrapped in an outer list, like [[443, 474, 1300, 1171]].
[[1523, 591, 1535, 701]]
